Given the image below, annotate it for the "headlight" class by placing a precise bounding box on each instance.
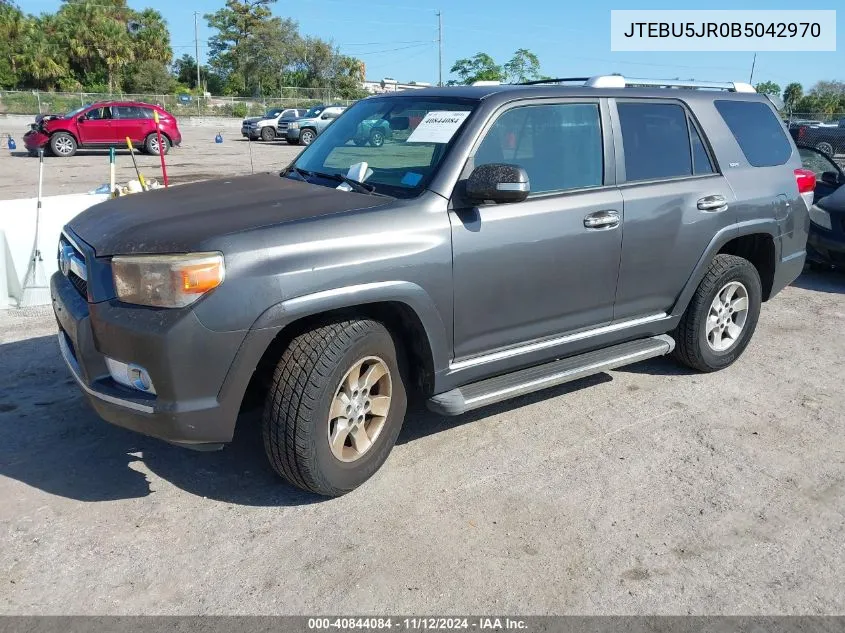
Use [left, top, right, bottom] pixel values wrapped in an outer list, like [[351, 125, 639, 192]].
[[809, 205, 832, 230], [111, 253, 225, 308], [288, 122, 299, 129]]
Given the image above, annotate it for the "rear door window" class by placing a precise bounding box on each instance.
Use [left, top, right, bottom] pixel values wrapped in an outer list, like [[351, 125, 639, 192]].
[[617, 102, 692, 181], [714, 100, 792, 167]]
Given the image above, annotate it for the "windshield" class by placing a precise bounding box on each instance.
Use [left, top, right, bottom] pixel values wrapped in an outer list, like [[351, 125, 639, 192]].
[[303, 106, 324, 118], [265, 109, 283, 118], [291, 96, 478, 198], [64, 104, 91, 118]]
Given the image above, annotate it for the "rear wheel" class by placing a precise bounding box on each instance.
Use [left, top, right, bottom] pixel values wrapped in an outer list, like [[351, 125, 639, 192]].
[[49, 132, 76, 157], [262, 319, 408, 496], [816, 141, 834, 157], [145, 133, 170, 156], [299, 128, 316, 146], [672, 254, 762, 372], [260, 127, 275, 141]]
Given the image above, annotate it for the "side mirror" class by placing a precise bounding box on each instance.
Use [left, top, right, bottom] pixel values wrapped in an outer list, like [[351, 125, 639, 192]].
[[821, 170, 844, 187], [77, 115, 86, 122], [466, 163, 530, 203]]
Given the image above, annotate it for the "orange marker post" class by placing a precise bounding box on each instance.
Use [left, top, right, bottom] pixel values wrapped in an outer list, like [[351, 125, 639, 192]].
[[153, 110, 169, 187]]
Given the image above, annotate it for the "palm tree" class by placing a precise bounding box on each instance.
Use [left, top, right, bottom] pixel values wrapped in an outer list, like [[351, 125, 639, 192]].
[[783, 83, 803, 115]]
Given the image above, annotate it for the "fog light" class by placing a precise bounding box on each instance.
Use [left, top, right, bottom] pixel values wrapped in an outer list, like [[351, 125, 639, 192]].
[[105, 358, 157, 395]]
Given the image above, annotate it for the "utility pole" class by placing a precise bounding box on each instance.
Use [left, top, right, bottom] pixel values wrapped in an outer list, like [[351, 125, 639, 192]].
[[748, 52, 757, 85], [194, 12, 202, 91], [436, 10, 443, 86]]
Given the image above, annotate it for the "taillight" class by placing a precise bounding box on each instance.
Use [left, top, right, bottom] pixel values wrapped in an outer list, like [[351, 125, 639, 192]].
[[798, 126, 806, 138], [794, 168, 816, 194]]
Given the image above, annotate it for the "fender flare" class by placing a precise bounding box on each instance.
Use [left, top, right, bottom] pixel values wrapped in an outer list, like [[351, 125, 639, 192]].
[[670, 219, 780, 318], [217, 281, 450, 410]]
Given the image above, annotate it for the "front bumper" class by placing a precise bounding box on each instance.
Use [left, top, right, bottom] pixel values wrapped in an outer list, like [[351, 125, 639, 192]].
[[808, 228, 845, 265], [51, 268, 247, 448], [241, 125, 259, 138], [23, 130, 49, 152], [285, 127, 301, 141]]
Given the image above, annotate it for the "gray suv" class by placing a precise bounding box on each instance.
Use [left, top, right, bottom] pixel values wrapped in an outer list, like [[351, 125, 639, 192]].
[[52, 76, 810, 496]]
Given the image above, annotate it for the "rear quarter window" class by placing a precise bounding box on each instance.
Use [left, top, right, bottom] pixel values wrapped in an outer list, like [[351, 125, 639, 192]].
[[714, 100, 792, 167]]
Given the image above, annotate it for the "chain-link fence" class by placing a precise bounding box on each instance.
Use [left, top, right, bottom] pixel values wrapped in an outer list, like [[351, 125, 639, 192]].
[[786, 113, 845, 161], [0, 89, 357, 118]]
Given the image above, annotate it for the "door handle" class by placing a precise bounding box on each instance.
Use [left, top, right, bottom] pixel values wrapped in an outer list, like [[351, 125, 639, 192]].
[[697, 195, 728, 212], [584, 210, 620, 229]]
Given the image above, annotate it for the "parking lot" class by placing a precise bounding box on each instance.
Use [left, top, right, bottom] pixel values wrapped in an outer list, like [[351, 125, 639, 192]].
[[1, 269, 844, 614], [0, 124, 302, 199]]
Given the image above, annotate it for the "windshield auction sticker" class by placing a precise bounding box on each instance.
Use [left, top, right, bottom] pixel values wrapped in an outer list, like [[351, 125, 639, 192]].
[[407, 111, 472, 144], [611, 10, 836, 51]]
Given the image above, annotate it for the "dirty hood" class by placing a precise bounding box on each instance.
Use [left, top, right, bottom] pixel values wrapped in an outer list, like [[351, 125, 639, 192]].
[[69, 173, 389, 256]]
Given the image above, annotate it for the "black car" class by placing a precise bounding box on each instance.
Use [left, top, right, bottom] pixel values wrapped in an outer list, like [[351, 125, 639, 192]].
[[799, 145, 845, 268]]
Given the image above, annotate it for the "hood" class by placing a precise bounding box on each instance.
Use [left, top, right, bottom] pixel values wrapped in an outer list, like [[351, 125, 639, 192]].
[[817, 184, 845, 213], [242, 116, 263, 124], [69, 173, 390, 256]]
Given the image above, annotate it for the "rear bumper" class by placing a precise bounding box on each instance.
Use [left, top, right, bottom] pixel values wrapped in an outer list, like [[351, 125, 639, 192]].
[[51, 269, 247, 448]]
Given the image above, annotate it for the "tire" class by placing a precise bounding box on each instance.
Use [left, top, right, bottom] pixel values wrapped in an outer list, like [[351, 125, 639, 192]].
[[816, 142, 834, 157], [369, 128, 385, 147], [49, 132, 76, 157], [263, 319, 408, 496], [260, 127, 275, 141], [299, 128, 316, 146], [671, 254, 762, 373], [144, 133, 170, 156], [807, 260, 830, 272]]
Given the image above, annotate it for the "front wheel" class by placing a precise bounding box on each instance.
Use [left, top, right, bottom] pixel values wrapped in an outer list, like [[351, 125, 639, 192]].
[[299, 129, 316, 146], [263, 319, 407, 496], [672, 254, 762, 372], [260, 127, 275, 141], [50, 132, 76, 157], [816, 141, 834, 157], [369, 129, 385, 147]]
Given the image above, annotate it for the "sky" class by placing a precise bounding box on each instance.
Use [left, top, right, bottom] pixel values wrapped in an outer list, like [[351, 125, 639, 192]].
[[23, 0, 843, 90]]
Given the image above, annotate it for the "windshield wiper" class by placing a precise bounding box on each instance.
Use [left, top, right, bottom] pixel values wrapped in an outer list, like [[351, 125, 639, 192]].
[[310, 171, 377, 195], [284, 165, 313, 182]]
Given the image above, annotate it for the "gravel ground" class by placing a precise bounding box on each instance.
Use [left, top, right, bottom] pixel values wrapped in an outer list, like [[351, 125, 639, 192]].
[[0, 125, 301, 199], [0, 270, 843, 615]]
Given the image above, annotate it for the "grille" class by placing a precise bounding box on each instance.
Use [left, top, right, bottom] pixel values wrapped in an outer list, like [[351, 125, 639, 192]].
[[59, 235, 88, 299], [69, 271, 88, 298], [278, 122, 289, 131]]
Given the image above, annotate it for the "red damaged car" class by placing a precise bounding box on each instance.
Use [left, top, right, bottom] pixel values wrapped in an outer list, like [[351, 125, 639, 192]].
[[23, 101, 182, 158]]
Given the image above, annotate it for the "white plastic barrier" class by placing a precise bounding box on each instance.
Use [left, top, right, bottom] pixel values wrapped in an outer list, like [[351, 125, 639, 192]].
[[0, 193, 108, 308]]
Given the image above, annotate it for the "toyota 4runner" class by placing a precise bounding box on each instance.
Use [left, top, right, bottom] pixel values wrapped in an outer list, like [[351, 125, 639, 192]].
[[52, 76, 811, 496]]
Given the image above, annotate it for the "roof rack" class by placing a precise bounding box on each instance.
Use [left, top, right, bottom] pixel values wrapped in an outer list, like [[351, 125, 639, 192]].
[[517, 75, 756, 93]]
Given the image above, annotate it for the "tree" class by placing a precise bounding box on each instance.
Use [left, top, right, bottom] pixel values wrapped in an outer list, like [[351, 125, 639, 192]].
[[782, 82, 803, 113], [448, 53, 503, 85], [754, 81, 780, 97], [504, 49, 541, 84], [124, 59, 175, 93]]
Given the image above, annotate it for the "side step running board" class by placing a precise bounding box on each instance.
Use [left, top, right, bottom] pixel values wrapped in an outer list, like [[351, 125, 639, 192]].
[[427, 335, 675, 416]]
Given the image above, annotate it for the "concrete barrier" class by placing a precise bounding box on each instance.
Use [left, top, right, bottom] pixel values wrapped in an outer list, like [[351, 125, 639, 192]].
[[0, 193, 108, 308]]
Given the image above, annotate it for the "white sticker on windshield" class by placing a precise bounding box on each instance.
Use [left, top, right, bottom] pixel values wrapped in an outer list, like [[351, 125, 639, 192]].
[[406, 111, 471, 144]]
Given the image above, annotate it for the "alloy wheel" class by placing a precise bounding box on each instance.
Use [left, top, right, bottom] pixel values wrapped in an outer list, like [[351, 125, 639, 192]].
[[706, 281, 749, 352], [327, 356, 392, 462]]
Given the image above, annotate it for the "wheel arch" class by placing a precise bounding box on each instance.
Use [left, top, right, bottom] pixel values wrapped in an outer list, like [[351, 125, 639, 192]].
[[222, 282, 450, 416], [671, 222, 780, 318], [50, 128, 79, 144]]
